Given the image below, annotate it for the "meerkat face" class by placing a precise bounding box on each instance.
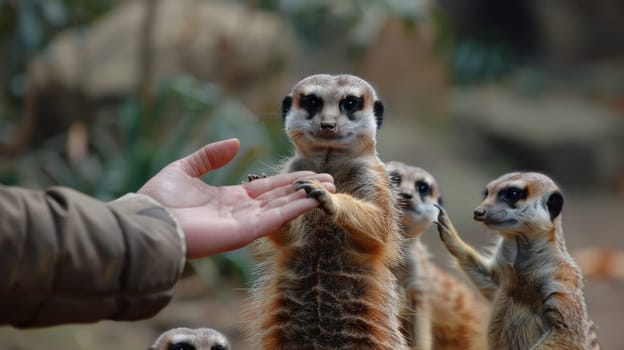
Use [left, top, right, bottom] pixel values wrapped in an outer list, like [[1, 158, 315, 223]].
[[386, 161, 442, 236], [281, 74, 384, 153], [149, 327, 230, 350], [473, 172, 564, 236]]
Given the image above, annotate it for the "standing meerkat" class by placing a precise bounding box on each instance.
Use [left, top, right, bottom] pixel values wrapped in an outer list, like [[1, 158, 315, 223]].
[[435, 172, 600, 350], [248, 74, 406, 350], [385, 161, 488, 350], [149, 327, 230, 350]]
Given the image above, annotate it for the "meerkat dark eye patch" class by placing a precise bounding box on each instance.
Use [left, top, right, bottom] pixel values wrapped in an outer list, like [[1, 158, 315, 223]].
[[373, 100, 384, 128], [416, 180, 432, 198], [546, 191, 563, 220], [281, 96, 292, 122], [169, 343, 196, 350], [299, 94, 323, 117], [211, 344, 227, 350], [498, 186, 527, 206], [340, 95, 363, 116]]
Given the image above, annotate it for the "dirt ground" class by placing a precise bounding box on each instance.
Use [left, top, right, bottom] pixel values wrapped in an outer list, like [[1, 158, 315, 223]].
[[2, 117, 623, 349]]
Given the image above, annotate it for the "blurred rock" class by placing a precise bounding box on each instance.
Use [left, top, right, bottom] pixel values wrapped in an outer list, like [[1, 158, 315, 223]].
[[451, 87, 624, 189], [7, 0, 297, 154], [30, 0, 295, 101], [360, 16, 450, 123]]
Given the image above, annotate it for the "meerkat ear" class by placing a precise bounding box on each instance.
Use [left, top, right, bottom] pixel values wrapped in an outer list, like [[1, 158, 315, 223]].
[[437, 196, 444, 207], [546, 191, 563, 220], [373, 100, 384, 129], [281, 96, 293, 122]]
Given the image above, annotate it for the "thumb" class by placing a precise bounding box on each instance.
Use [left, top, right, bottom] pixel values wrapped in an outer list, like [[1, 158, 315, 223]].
[[180, 138, 240, 177]]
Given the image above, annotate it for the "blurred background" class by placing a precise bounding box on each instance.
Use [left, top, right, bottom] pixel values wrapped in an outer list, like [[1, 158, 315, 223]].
[[0, 0, 622, 348]]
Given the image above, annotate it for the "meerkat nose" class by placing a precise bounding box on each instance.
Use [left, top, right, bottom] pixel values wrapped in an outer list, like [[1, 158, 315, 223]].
[[320, 121, 336, 130], [473, 208, 487, 221], [399, 192, 413, 200]]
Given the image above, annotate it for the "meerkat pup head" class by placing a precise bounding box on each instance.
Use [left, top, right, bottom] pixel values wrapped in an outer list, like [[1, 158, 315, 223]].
[[386, 161, 442, 236], [149, 327, 230, 350], [473, 172, 564, 237], [281, 74, 384, 154]]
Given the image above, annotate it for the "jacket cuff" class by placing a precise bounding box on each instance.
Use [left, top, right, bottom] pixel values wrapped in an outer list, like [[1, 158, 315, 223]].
[[111, 193, 187, 275]]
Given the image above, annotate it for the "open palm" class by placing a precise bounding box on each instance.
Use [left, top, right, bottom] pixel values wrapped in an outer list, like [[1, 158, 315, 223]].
[[139, 139, 334, 258]]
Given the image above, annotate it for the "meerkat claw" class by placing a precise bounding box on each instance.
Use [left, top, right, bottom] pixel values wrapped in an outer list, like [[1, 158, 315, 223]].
[[433, 204, 453, 241], [247, 173, 268, 182], [295, 180, 324, 197], [295, 179, 335, 215], [433, 204, 447, 226], [307, 189, 326, 199]]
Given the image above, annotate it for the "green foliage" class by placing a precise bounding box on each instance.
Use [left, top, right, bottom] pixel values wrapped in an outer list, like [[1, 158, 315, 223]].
[[259, 0, 429, 54], [450, 38, 517, 85], [0, 0, 118, 110], [12, 75, 284, 198], [7, 73, 284, 282], [0, 1, 296, 284]]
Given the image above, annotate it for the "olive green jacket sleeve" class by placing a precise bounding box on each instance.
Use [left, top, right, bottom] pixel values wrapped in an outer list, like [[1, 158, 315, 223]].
[[0, 185, 186, 327]]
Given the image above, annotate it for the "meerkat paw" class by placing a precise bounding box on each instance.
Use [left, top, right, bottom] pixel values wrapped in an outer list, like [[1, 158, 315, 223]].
[[434, 204, 453, 241], [295, 179, 336, 215], [247, 173, 268, 182]]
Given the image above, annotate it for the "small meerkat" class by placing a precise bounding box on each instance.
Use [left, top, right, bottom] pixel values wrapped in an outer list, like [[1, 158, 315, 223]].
[[386, 161, 488, 350], [435, 172, 601, 350], [248, 74, 406, 349], [149, 327, 230, 350]]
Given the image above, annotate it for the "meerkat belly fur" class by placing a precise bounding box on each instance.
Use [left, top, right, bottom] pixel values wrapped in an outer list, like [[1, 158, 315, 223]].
[[248, 74, 406, 350], [435, 172, 600, 350], [386, 161, 488, 350]]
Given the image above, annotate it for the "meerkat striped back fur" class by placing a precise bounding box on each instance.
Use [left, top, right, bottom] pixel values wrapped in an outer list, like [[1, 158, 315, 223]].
[[247, 74, 406, 350], [386, 161, 488, 350], [435, 172, 600, 350]]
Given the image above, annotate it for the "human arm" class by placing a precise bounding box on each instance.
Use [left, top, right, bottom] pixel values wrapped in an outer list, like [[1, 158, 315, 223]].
[[0, 138, 334, 327], [0, 185, 184, 327]]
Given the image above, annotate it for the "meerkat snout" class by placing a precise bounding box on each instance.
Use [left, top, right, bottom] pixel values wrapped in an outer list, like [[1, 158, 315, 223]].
[[320, 120, 336, 130], [473, 208, 487, 221], [398, 191, 413, 200]]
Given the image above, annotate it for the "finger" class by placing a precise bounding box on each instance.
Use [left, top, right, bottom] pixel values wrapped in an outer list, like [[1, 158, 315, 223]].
[[320, 181, 336, 193], [255, 180, 335, 203], [243, 172, 333, 197], [254, 197, 324, 238], [179, 138, 240, 177], [181, 197, 322, 257], [254, 183, 302, 203], [259, 183, 324, 209]]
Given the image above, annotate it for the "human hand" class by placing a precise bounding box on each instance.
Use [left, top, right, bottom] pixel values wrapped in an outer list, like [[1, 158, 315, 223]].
[[138, 138, 335, 258]]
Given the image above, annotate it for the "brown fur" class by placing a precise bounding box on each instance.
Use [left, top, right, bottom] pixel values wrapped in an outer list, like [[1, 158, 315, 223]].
[[436, 172, 600, 350], [386, 161, 488, 350], [247, 74, 406, 350]]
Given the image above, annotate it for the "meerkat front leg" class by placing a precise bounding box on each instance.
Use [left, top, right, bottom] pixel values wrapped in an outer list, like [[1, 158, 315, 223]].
[[435, 206, 499, 300], [296, 179, 390, 251], [409, 289, 433, 350]]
